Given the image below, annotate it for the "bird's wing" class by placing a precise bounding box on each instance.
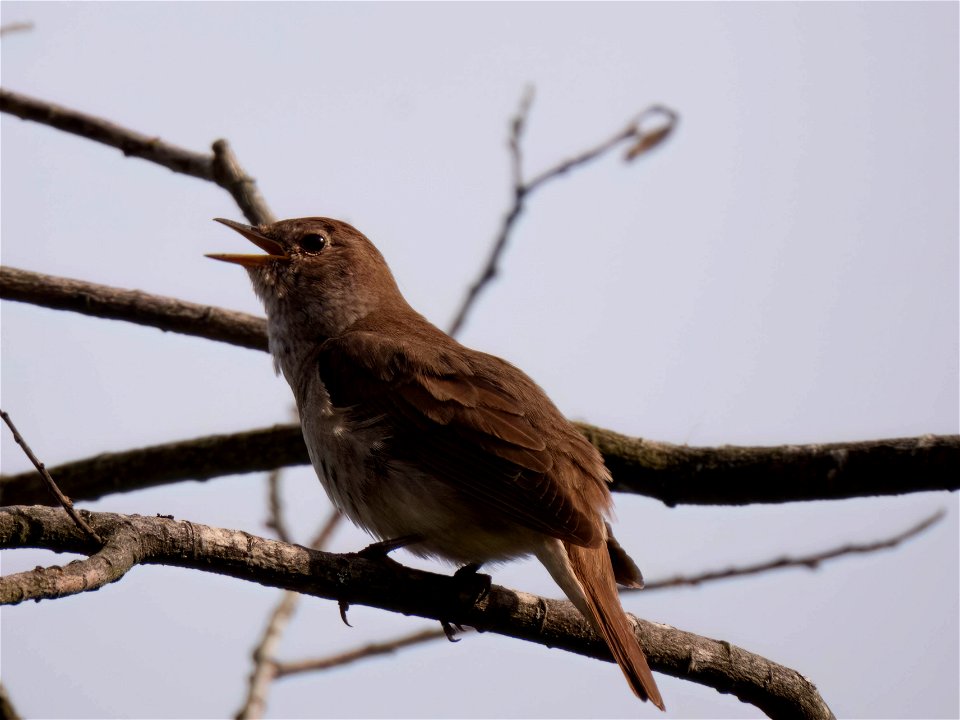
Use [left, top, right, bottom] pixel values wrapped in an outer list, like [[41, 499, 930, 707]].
[[316, 330, 610, 547]]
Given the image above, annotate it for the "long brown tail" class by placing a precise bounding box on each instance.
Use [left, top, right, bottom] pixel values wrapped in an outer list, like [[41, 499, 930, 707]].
[[565, 541, 665, 711]]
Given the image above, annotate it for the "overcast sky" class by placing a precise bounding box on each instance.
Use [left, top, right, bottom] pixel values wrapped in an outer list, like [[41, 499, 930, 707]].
[[1, 2, 957, 719]]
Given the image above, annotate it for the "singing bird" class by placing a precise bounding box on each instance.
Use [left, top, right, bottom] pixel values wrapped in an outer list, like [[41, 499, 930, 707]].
[[208, 217, 664, 710]]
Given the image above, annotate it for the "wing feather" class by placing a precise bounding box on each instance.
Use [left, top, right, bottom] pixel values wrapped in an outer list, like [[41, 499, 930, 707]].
[[316, 330, 607, 547]]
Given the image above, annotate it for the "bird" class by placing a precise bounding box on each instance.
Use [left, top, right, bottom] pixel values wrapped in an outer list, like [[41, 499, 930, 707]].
[[208, 216, 664, 710]]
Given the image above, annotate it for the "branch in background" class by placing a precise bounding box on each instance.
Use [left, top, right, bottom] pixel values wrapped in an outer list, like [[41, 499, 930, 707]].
[[0, 266, 268, 352], [0, 506, 836, 720], [0, 409, 102, 543], [446, 89, 677, 336], [0, 88, 273, 225], [0, 21, 34, 36], [639, 509, 945, 590], [273, 628, 448, 679], [5, 423, 956, 508], [236, 510, 343, 720]]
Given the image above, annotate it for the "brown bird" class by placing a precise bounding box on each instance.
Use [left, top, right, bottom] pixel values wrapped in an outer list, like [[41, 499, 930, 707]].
[[208, 217, 664, 710]]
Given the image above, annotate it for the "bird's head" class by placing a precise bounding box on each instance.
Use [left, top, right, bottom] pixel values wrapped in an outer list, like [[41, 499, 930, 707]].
[[208, 217, 401, 338]]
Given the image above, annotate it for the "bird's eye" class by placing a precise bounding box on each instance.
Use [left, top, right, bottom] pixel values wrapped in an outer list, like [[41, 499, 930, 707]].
[[299, 233, 327, 254]]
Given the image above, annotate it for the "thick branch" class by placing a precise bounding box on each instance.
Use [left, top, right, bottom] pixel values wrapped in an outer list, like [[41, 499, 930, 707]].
[[0, 506, 835, 720], [0, 266, 268, 351], [0, 425, 304, 506], [0, 88, 273, 225], [3, 423, 956, 507], [583, 425, 960, 505]]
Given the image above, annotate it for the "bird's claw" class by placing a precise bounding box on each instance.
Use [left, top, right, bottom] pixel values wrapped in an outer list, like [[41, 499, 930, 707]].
[[338, 599, 352, 627], [441, 619, 464, 642]]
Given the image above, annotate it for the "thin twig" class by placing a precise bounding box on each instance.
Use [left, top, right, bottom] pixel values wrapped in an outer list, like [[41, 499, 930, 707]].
[[0, 410, 102, 543], [0, 266, 268, 351], [0, 88, 273, 226], [0, 21, 34, 36], [446, 90, 677, 336], [235, 508, 343, 720], [274, 628, 448, 679], [640, 509, 946, 591], [264, 467, 292, 544]]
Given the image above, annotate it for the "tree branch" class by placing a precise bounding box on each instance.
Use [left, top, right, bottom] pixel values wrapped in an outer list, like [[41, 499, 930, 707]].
[[4, 423, 955, 508], [265, 509, 944, 680], [0, 88, 274, 225], [583, 424, 960, 505], [0, 266, 268, 351], [446, 89, 678, 336], [0, 506, 835, 720], [0, 425, 304, 506], [235, 510, 343, 720], [0, 409, 102, 543]]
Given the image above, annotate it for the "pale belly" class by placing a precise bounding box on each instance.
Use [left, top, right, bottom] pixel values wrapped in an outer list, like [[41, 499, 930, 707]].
[[298, 401, 542, 565]]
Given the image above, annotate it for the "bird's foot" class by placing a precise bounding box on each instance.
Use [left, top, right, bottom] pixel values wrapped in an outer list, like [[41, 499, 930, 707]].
[[357, 534, 423, 559], [452, 562, 491, 606]]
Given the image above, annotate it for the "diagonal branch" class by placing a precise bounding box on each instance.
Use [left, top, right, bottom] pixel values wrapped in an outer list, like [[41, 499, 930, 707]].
[[0, 505, 835, 720], [446, 90, 678, 336], [235, 510, 343, 720], [3, 423, 956, 508], [0, 409, 102, 543], [0, 266, 268, 351], [0, 88, 274, 225]]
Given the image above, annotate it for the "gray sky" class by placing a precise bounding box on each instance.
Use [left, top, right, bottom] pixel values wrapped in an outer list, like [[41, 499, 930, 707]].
[[1, 2, 957, 718]]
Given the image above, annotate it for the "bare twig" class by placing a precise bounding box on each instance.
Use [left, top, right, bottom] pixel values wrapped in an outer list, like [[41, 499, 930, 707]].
[[236, 509, 343, 720], [0, 21, 34, 36], [263, 408, 301, 544], [640, 509, 946, 591], [274, 628, 448, 678], [264, 467, 292, 544], [0, 410, 102, 543], [0, 266, 268, 351], [236, 590, 299, 720], [0, 88, 273, 225], [4, 423, 956, 508], [446, 90, 677, 336], [211, 139, 275, 226], [0, 505, 836, 719]]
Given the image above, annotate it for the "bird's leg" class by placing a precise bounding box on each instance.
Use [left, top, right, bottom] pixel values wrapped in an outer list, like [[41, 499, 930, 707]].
[[454, 562, 483, 578], [453, 561, 491, 601], [357, 534, 424, 559]]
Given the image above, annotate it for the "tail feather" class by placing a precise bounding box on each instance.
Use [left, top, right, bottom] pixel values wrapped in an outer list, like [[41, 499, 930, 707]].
[[538, 538, 665, 711]]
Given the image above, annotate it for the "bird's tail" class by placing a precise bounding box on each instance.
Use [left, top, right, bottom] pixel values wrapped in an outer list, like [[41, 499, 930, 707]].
[[537, 539, 665, 711]]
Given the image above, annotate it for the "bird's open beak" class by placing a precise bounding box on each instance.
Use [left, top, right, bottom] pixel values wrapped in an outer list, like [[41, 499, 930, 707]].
[[206, 218, 288, 268]]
